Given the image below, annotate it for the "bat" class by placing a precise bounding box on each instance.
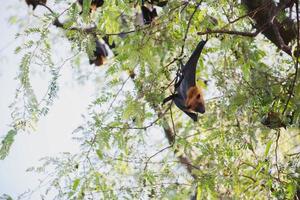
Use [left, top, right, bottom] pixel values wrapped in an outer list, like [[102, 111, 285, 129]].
[[25, 0, 47, 10], [89, 39, 108, 66], [141, 0, 168, 25], [261, 111, 286, 129], [141, 5, 158, 25], [137, 0, 167, 25], [78, 0, 104, 13], [163, 40, 207, 121], [89, 36, 116, 66]]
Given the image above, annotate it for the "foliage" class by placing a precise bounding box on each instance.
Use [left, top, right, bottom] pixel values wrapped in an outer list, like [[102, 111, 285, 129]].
[[1, 0, 300, 199]]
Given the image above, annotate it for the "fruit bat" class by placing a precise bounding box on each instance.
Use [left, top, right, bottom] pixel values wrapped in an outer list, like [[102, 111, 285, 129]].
[[141, 5, 158, 25], [163, 40, 207, 121], [25, 0, 47, 10], [141, 0, 167, 24], [78, 0, 104, 13], [89, 39, 108, 66], [261, 111, 286, 129], [89, 36, 116, 66]]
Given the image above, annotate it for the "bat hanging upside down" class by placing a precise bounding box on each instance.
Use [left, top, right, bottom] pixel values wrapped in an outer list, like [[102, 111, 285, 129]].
[[89, 39, 108, 66], [141, 0, 167, 25], [78, 0, 104, 13], [89, 36, 115, 66], [163, 40, 207, 121], [25, 0, 47, 10]]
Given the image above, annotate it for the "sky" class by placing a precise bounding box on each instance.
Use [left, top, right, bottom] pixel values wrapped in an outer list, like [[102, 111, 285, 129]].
[[0, 1, 96, 198]]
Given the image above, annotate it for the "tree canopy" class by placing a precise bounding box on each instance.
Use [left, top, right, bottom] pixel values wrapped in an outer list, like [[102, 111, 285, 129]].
[[1, 0, 300, 199]]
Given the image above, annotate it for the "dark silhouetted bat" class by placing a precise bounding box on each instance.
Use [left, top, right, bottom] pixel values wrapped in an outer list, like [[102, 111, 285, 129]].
[[163, 40, 207, 121], [25, 0, 47, 10], [78, 0, 104, 13], [141, 5, 158, 25], [138, 0, 167, 25], [89, 39, 108, 66], [89, 36, 116, 66]]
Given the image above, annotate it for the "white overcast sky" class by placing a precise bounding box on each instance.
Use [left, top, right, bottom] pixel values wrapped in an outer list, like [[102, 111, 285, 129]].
[[0, 1, 96, 198]]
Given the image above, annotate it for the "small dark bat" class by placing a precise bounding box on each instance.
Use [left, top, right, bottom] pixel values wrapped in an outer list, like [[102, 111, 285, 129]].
[[141, 5, 158, 24], [89, 39, 108, 66], [78, 0, 104, 13], [163, 40, 207, 121], [25, 0, 47, 10], [89, 36, 117, 66]]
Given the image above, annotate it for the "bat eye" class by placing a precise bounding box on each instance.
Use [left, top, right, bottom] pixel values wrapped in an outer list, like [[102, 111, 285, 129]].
[[196, 94, 201, 99], [186, 105, 191, 109]]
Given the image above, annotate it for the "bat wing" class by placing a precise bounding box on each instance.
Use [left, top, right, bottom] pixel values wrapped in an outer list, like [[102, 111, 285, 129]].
[[102, 36, 116, 49], [181, 40, 207, 88], [174, 96, 198, 121], [183, 111, 198, 122], [141, 6, 157, 24], [154, 0, 168, 7], [95, 40, 108, 57]]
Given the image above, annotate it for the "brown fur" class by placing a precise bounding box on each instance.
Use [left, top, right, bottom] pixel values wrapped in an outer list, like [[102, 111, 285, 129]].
[[94, 56, 106, 66], [90, 4, 97, 12], [185, 86, 205, 112]]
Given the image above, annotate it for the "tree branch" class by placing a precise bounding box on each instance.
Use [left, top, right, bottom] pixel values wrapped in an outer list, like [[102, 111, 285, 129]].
[[282, 0, 299, 114], [241, 0, 296, 55]]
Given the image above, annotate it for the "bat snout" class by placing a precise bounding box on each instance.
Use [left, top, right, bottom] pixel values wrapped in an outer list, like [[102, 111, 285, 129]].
[[195, 105, 205, 114]]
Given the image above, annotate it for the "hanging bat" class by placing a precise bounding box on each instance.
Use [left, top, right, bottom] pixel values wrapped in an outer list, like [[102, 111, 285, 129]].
[[89, 39, 108, 66], [25, 0, 47, 10], [89, 36, 116, 66], [163, 40, 207, 121], [141, 0, 169, 25], [141, 5, 158, 25], [136, 0, 163, 26], [261, 111, 286, 129], [78, 0, 104, 13]]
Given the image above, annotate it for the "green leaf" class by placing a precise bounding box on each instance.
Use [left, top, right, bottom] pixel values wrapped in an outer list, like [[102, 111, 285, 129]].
[[0, 130, 17, 160], [197, 185, 202, 200], [264, 140, 273, 157], [82, 0, 92, 20], [96, 149, 103, 160], [0, 194, 13, 200], [72, 179, 80, 191]]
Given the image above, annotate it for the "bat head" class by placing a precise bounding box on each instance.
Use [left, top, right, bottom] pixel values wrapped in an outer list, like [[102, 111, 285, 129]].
[[185, 86, 205, 114], [94, 56, 106, 66], [91, 3, 98, 11]]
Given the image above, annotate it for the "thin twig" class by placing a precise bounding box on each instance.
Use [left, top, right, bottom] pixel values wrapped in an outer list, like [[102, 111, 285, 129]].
[[144, 145, 173, 170], [180, 1, 203, 57], [39, 3, 56, 14]]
